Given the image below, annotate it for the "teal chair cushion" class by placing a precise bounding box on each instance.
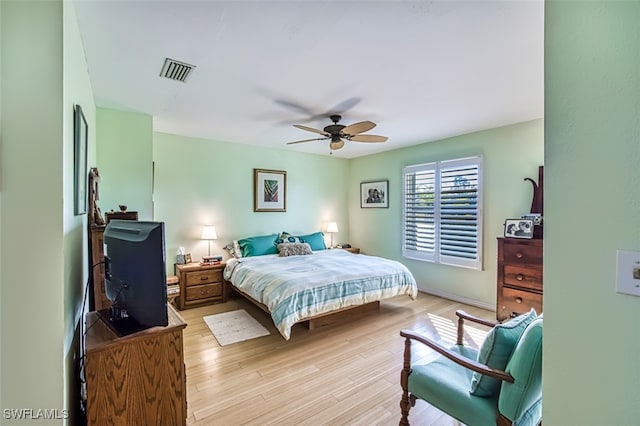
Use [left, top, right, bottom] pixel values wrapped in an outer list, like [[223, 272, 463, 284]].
[[408, 345, 501, 426], [470, 309, 537, 397], [499, 317, 543, 426]]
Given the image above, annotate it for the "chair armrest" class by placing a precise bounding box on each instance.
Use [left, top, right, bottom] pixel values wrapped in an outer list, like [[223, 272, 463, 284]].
[[455, 310, 498, 345], [400, 329, 514, 383], [456, 310, 498, 327]]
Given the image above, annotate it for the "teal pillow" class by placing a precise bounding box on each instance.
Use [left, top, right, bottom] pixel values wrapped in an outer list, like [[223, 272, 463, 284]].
[[238, 234, 278, 257], [297, 231, 326, 251], [470, 309, 537, 397]]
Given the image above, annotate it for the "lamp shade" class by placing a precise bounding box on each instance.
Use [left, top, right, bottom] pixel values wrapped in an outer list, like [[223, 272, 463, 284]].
[[201, 226, 217, 240], [327, 222, 339, 233]]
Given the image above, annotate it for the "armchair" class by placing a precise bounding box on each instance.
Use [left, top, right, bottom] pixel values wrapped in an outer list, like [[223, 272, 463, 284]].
[[399, 310, 542, 426]]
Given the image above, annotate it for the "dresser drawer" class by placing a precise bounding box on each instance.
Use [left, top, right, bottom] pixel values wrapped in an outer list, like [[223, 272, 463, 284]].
[[185, 269, 222, 286], [502, 240, 542, 264], [498, 286, 542, 321], [503, 265, 542, 291], [185, 283, 223, 302]]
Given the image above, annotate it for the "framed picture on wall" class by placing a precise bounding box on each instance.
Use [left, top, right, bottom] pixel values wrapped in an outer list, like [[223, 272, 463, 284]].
[[361, 180, 389, 208], [254, 168, 287, 212], [74, 104, 88, 215]]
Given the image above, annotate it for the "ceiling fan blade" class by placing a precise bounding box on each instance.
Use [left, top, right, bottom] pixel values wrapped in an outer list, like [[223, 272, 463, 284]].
[[349, 134, 388, 143], [275, 99, 314, 115], [341, 120, 376, 135], [293, 124, 330, 136], [330, 140, 345, 150], [287, 137, 328, 145]]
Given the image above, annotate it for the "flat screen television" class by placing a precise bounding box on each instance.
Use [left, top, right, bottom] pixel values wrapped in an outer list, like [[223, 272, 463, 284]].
[[97, 220, 168, 336]]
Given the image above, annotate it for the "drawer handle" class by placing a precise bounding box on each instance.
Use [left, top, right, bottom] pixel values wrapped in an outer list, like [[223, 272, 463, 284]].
[[515, 252, 524, 259], [515, 297, 523, 304], [516, 273, 524, 281], [200, 289, 208, 295], [200, 276, 208, 281]]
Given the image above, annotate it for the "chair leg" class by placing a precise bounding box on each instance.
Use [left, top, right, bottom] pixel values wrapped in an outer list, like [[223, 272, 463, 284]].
[[400, 336, 413, 425]]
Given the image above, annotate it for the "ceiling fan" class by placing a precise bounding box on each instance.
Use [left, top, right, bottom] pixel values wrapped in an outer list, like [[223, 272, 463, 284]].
[[287, 114, 388, 151]]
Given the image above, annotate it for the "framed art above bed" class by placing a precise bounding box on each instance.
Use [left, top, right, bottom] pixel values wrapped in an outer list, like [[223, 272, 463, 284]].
[[254, 168, 286, 212]]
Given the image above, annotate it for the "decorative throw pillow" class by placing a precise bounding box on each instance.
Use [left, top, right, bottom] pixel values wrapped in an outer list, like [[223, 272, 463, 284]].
[[277, 242, 313, 257], [238, 234, 278, 257], [274, 231, 302, 246], [470, 309, 537, 397], [297, 232, 326, 251], [223, 240, 243, 258]]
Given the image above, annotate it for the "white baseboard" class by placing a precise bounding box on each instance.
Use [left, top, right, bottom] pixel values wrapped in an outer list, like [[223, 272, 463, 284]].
[[418, 288, 496, 312]]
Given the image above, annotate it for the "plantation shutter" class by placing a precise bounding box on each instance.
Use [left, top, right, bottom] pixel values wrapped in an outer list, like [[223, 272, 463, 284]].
[[402, 163, 437, 262], [403, 156, 483, 270]]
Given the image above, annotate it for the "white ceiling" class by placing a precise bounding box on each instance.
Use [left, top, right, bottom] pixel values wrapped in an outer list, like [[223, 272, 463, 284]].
[[74, 0, 544, 159]]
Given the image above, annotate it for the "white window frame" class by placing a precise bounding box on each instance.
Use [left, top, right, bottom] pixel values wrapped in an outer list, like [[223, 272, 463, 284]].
[[402, 156, 483, 270]]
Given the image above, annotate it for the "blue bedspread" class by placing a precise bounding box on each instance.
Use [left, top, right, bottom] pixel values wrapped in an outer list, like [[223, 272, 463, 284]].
[[224, 249, 417, 339]]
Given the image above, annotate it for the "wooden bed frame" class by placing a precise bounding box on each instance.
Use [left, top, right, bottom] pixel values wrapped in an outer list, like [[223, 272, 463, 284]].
[[228, 283, 380, 331]]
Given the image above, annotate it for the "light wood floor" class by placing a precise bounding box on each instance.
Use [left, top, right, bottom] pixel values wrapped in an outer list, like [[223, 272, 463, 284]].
[[178, 291, 495, 426]]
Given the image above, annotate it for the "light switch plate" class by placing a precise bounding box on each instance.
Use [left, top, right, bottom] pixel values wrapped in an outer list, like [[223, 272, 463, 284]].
[[616, 250, 640, 296]]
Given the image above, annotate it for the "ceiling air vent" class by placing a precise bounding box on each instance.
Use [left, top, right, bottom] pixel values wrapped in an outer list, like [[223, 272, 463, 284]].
[[160, 58, 195, 82]]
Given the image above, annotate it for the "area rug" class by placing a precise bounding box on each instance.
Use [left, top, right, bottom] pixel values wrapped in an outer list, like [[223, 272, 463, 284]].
[[203, 309, 270, 346]]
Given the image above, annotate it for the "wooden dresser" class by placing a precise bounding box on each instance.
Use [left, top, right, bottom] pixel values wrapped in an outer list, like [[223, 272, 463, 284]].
[[496, 237, 543, 321], [84, 305, 187, 425], [175, 262, 226, 310]]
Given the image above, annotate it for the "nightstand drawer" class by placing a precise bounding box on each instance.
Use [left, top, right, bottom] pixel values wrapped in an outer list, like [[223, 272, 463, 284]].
[[186, 283, 223, 301], [498, 287, 542, 320], [502, 240, 542, 264], [503, 265, 542, 291], [185, 270, 222, 286]]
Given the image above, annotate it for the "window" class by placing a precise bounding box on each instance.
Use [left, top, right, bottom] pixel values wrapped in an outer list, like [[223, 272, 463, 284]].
[[402, 156, 483, 269]]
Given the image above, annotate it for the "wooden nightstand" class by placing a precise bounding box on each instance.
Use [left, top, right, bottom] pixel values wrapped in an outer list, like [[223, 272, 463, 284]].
[[175, 262, 226, 310], [340, 247, 360, 254]]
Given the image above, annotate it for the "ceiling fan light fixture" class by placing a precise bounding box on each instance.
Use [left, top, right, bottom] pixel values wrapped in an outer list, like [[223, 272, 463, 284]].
[[288, 114, 388, 154]]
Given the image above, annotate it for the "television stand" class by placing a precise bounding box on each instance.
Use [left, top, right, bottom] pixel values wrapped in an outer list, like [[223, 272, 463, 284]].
[[84, 305, 187, 425]]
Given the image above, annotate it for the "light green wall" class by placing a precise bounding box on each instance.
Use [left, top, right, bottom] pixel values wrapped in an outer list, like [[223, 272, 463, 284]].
[[153, 132, 350, 269], [0, 0, 3, 409], [1, 2, 95, 424], [349, 120, 543, 307], [1, 0, 66, 419], [62, 1, 96, 422], [96, 108, 153, 220], [544, 1, 640, 424]]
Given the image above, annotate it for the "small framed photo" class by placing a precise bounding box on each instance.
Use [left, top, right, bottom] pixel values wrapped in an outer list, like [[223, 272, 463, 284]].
[[254, 168, 287, 212], [184, 253, 192, 264], [361, 179, 389, 208], [504, 219, 534, 239]]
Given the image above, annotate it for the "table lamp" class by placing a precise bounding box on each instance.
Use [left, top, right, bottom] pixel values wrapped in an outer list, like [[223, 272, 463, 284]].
[[326, 222, 338, 248], [201, 225, 217, 256]]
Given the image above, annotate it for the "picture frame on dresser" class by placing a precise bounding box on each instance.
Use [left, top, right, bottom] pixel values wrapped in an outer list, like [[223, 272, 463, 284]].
[[504, 219, 533, 239]]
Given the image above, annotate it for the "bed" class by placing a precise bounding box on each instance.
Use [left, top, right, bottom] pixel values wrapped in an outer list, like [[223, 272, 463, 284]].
[[223, 247, 418, 340]]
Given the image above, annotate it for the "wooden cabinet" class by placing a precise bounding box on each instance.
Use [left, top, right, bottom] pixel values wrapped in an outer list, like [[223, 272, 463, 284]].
[[497, 237, 543, 321], [344, 247, 360, 254], [175, 262, 226, 310], [84, 305, 187, 426]]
